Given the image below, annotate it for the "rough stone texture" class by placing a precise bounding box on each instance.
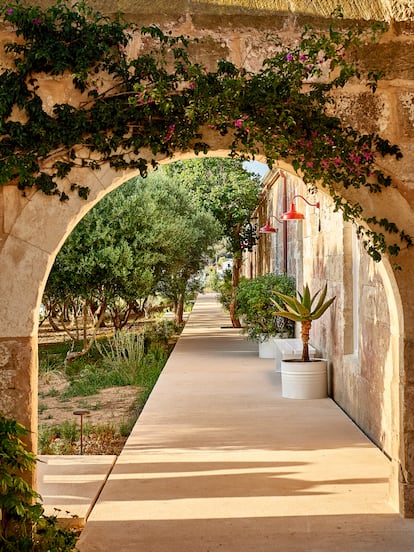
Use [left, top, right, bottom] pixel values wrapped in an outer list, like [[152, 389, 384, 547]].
[[358, 42, 414, 82], [25, 0, 414, 21], [399, 91, 414, 138], [0, 337, 38, 461], [333, 92, 390, 134], [401, 482, 414, 518], [1, 0, 414, 516]]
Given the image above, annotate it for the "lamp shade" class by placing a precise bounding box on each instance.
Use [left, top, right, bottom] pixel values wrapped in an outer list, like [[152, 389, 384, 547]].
[[259, 220, 277, 233], [281, 202, 305, 220]]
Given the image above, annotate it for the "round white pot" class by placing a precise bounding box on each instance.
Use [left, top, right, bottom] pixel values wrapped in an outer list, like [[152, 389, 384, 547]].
[[280, 359, 328, 399], [258, 337, 275, 359]]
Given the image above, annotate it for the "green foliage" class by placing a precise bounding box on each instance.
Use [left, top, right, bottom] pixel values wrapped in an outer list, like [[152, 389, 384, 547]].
[[61, 326, 168, 398], [0, 415, 78, 550], [94, 331, 144, 372], [38, 421, 124, 455], [0, 1, 409, 261], [164, 158, 262, 326], [44, 171, 220, 330], [272, 283, 336, 361], [272, 283, 336, 323], [215, 269, 233, 312], [38, 325, 171, 454], [236, 273, 296, 341], [164, 158, 262, 256]]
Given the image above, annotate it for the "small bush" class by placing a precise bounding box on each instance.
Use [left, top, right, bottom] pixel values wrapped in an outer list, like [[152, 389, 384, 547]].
[[215, 268, 233, 311], [94, 331, 144, 371], [38, 421, 80, 455], [0, 415, 79, 550], [236, 273, 296, 341]]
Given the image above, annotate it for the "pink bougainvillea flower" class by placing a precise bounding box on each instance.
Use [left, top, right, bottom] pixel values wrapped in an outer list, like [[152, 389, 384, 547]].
[[286, 53, 294, 61], [321, 160, 330, 169], [165, 124, 176, 141], [7, 8, 13, 15], [349, 152, 362, 164], [33, 18, 41, 25], [234, 119, 243, 128]]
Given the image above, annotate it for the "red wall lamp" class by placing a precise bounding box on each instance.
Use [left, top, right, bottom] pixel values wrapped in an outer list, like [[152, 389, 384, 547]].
[[259, 195, 320, 233], [281, 195, 320, 220], [259, 218, 279, 234], [258, 194, 320, 274]]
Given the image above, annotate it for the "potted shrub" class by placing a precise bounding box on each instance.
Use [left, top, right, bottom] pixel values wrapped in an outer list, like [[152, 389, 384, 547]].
[[235, 273, 296, 358], [272, 283, 336, 398]]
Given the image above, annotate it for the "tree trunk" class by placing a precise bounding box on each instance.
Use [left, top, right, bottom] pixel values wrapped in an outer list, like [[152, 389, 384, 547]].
[[301, 320, 312, 362], [229, 255, 242, 328], [65, 300, 107, 363], [47, 315, 62, 332], [175, 293, 185, 325]]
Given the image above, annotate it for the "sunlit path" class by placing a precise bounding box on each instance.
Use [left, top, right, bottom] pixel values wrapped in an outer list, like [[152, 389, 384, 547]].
[[77, 293, 414, 551]]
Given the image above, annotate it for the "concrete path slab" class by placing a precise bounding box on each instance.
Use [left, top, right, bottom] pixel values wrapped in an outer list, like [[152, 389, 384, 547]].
[[38, 455, 116, 527], [76, 293, 414, 551]]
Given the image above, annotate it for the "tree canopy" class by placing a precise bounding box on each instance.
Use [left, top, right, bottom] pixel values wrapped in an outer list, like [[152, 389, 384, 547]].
[[44, 170, 221, 334]]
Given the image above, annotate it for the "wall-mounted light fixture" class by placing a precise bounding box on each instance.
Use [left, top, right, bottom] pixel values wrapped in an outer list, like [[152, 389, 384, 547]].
[[281, 195, 320, 220], [259, 217, 281, 234], [259, 190, 320, 274]]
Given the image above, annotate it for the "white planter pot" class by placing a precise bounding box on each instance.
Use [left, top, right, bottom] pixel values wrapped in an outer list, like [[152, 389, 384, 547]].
[[258, 337, 275, 359], [274, 338, 317, 373], [281, 359, 328, 399]]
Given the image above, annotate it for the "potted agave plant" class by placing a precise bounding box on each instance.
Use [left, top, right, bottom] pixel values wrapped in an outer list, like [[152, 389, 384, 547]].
[[272, 283, 336, 399]]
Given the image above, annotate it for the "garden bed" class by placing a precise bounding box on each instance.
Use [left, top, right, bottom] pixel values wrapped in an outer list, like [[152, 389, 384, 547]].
[[37, 317, 182, 455]]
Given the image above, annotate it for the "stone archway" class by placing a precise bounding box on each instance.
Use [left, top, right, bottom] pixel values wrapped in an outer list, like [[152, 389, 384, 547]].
[[2, 149, 414, 516], [1, 2, 414, 516], [0, 147, 234, 447]]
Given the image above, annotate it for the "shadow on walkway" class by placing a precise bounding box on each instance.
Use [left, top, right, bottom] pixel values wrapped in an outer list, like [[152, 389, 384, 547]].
[[76, 293, 414, 551]]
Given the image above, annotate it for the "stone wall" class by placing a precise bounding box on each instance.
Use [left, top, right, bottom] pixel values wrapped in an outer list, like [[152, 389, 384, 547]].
[[247, 169, 401, 504], [1, 2, 414, 514]]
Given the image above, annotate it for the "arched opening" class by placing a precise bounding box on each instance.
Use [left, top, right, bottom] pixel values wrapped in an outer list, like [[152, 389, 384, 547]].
[[1, 1, 414, 519], [0, 137, 413, 517], [36, 154, 263, 454]]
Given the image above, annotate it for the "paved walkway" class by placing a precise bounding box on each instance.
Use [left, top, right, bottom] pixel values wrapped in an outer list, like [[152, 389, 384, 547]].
[[75, 293, 414, 551], [38, 455, 116, 528]]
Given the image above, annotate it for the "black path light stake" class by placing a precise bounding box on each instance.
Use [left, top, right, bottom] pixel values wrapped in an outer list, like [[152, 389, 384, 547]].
[[73, 410, 90, 455]]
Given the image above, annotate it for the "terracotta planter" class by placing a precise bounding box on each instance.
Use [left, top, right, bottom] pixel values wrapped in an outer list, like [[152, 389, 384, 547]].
[[280, 359, 328, 399]]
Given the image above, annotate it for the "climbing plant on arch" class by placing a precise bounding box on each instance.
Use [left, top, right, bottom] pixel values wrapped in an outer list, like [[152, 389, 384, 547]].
[[0, 1, 411, 261]]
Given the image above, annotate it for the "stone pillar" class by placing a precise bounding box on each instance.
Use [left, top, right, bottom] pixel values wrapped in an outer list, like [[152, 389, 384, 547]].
[[399, 340, 414, 517], [0, 337, 38, 488]]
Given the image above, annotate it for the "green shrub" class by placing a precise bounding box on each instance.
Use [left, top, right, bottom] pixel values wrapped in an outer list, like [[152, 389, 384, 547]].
[[63, 330, 168, 399], [95, 331, 144, 371], [38, 421, 80, 455], [0, 415, 78, 550], [215, 268, 233, 311], [235, 273, 296, 341]]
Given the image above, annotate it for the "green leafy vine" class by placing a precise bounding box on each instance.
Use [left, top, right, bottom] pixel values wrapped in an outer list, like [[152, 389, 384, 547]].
[[0, 1, 411, 260]]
